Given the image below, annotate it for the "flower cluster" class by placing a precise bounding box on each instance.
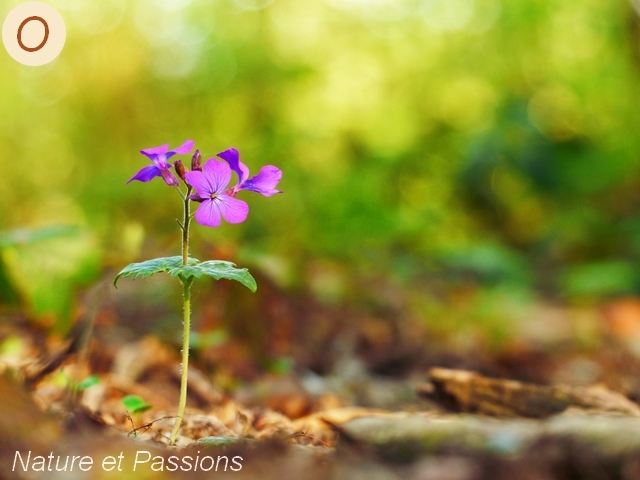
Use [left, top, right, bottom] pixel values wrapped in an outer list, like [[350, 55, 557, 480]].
[[128, 141, 282, 227], [127, 140, 194, 187]]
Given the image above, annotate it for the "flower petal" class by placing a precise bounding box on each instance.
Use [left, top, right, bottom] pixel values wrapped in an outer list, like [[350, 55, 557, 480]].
[[217, 195, 249, 224], [141, 144, 169, 159], [217, 148, 250, 185], [166, 139, 195, 159], [241, 165, 283, 196], [160, 168, 180, 186], [194, 199, 222, 227], [185, 160, 232, 197], [127, 164, 161, 184], [203, 159, 233, 193], [184, 170, 209, 197]]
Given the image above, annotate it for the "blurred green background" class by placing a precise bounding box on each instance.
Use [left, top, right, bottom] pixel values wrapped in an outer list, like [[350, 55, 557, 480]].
[[2, 0, 640, 349]]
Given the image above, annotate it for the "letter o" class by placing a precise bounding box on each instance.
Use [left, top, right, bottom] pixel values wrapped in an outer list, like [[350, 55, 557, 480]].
[[2, 2, 65, 66], [17, 16, 49, 52], [199, 457, 215, 472]]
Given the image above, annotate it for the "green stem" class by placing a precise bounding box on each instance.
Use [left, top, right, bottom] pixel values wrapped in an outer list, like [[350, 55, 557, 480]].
[[170, 276, 193, 444], [170, 186, 193, 445]]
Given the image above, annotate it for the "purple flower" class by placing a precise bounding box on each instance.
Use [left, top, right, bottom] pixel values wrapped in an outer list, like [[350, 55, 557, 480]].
[[127, 140, 194, 186], [184, 159, 249, 228], [217, 148, 282, 197]]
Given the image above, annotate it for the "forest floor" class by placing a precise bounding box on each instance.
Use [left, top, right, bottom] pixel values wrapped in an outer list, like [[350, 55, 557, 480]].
[[4, 284, 640, 479]]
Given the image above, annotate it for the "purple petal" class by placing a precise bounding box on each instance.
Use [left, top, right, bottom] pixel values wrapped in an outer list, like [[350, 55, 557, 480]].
[[217, 148, 249, 185], [184, 171, 209, 197], [141, 144, 169, 159], [127, 164, 161, 184], [185, 160, 232, 197], [203, 159, 233, 192], [161, 168, 180, 186], [217, 195, 249, 224], [194, 199, 222, 227], [166, 139, 195, 159], [241, 165, 283, 196], [193, 195, 249, 228]]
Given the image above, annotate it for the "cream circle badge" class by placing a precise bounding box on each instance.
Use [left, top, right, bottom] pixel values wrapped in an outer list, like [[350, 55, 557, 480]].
[[2, 2, 66, 66]]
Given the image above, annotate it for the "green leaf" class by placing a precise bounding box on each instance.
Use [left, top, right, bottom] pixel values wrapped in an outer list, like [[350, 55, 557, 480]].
[[113, 256, 199, 287], [170, 260, 257, 292], [122, 394, 152, 414], [77, 375, 100, 390], [114, 257, 257, 292]]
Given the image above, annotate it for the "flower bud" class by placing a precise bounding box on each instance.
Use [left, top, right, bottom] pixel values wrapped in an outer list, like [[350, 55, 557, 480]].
[[191, 149, 202, 172], [174, 160, 187, 181]]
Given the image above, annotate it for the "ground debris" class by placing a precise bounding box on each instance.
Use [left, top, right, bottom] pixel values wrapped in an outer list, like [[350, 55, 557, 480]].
[[419, 367, 640, 417], [339, 413, 640, 472]]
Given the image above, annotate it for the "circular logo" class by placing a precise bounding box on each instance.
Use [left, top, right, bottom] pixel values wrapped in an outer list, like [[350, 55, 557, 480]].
[[2, 2, 66, 66]]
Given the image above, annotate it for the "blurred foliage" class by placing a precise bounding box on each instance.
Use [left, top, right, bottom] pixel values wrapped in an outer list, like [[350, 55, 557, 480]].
[[121, 394, 152, 415], [0, 226, 98, 331], [2, 0, 640, 334], [76, 374, 100, 391]]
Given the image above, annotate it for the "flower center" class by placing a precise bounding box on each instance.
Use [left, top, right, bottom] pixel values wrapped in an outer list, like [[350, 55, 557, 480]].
[[210, 193, 217, 200]]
